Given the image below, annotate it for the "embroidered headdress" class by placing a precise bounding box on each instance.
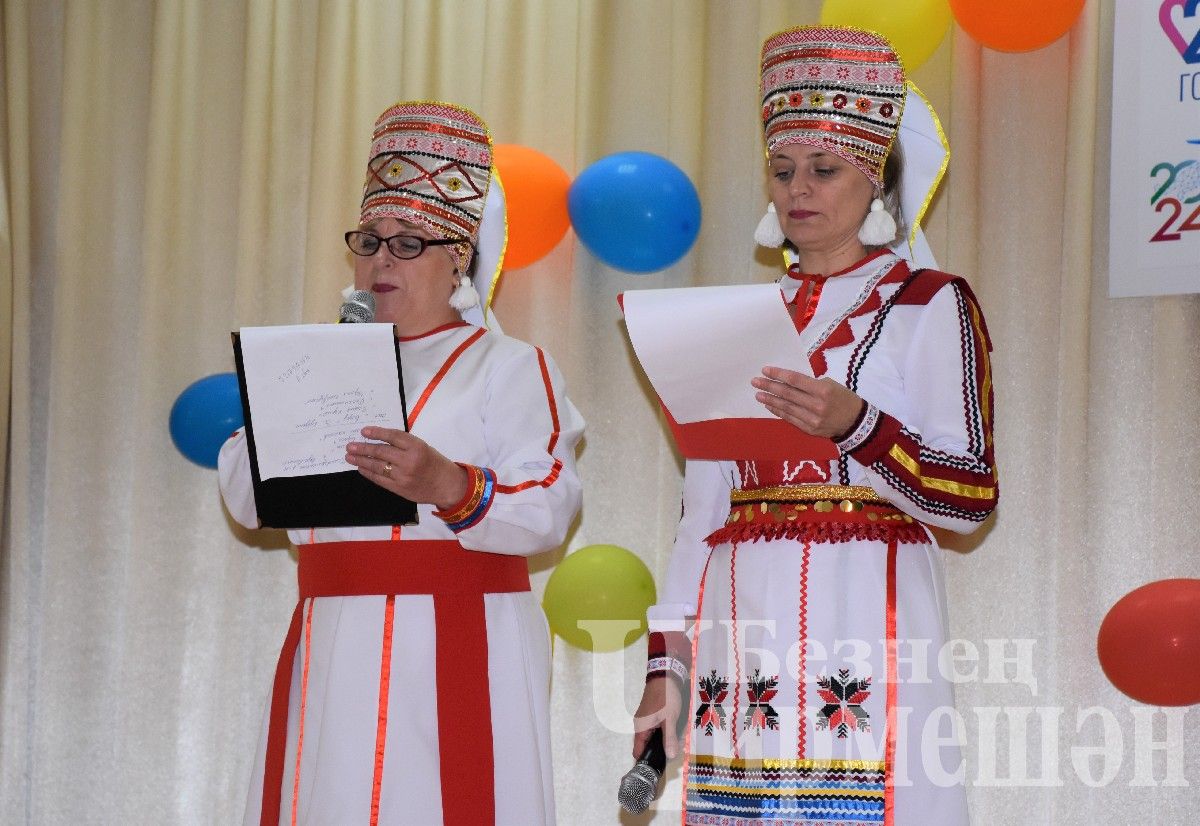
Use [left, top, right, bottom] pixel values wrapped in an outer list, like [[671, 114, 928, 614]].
[[756, 26, 949, 264], [760, 26, 905, 188], [360, 101, 494, 273]]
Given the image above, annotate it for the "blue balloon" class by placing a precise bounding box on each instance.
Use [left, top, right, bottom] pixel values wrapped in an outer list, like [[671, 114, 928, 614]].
[[169, 373, 244, 468], [567, 151, 701, 273]]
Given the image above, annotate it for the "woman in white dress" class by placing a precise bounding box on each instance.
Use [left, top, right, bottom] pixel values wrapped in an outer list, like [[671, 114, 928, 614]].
[[220, 101, 583, 826], [632, 27, 997, 826]]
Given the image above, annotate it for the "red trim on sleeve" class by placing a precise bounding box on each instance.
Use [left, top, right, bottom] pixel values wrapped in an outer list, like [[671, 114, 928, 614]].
[[535, 348, 561, 453], [492, 346, 566, 495], [492, 459, 562, 495]]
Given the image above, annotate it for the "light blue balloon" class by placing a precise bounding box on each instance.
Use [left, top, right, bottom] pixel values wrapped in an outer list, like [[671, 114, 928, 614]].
[[567, 151, 701, 273], [169, 373, 244, 468]]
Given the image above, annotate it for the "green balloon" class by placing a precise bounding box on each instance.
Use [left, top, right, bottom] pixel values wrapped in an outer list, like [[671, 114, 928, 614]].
[[542, 544, 657, 652]]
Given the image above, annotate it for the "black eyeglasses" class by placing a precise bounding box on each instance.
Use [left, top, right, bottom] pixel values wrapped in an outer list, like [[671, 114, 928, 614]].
[[344, 231, 463, 260]]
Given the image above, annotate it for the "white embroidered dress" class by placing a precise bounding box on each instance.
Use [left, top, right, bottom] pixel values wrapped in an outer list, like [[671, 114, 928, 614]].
[[220, 321, 583, 826], [650, 252, 996, 826]]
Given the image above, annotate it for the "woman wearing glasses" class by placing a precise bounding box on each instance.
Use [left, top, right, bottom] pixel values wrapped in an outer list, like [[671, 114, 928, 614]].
[[219, 102, 583, 825]]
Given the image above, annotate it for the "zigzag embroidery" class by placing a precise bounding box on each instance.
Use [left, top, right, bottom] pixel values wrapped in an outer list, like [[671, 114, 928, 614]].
[[874, 464, 990, 522], [901, 427, 991, 475], [807, 258, 899, 368], [915, 446, 991, 475], [687, 816, 883, 826], [837, 268, 914, 484], [386, 186, 477, 218], [688, 816, 883, 826], [691, 763, 888, 782], [686, 801, 885, 824], [953, 286, 986, 456]]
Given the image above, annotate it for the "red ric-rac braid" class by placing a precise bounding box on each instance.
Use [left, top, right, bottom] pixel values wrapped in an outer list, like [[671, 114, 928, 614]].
[[729, 544, 741, 759], [796, 539, 811, 760]]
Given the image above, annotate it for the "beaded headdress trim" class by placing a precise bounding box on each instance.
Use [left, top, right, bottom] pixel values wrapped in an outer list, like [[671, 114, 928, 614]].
[[360, 101, 493, 271], [760, 26, 906, 187]]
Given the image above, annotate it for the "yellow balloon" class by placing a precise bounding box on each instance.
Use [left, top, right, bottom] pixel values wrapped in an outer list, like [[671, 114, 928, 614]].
[[819, 0, 952, 72], [542, 544, 657, 652]]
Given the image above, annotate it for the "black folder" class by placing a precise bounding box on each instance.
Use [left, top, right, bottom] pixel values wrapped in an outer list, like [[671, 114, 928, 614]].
[[232, 331, 418, 529]]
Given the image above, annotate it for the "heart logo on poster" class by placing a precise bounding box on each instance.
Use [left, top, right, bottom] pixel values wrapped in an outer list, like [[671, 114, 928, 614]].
[[1160, 0, 1200, 64]]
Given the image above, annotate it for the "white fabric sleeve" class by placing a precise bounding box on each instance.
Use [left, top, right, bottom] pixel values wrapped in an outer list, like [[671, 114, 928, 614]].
[[841, 282, 998, 533], [217, 428, 260, 529], [452, 346, 584, 556], [646, 459, 731, 630]]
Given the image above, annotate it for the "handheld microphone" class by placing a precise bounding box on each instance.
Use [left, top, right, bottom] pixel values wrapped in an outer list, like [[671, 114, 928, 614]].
[[618, 727, 666, 815], [338, 289, 376, 323]]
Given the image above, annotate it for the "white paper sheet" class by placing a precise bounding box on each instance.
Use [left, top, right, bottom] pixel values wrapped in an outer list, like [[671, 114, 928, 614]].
[[238, 323, 405, 480], [622, 283, 807, 422]]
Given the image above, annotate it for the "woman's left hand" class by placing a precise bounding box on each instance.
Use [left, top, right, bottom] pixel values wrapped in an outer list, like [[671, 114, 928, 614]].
[[346, 426, 468, 509], [752, 366, 865, 440]]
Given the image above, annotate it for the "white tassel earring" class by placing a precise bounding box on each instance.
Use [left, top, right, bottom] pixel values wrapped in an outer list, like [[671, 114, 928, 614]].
[[754, 203, 786, 248], [858, 195, 897, 246], [449, 271, 480, 311]]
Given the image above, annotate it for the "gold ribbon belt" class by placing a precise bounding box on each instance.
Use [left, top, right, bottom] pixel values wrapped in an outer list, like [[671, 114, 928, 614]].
[[730, 484, 890, 506], [708, 485, 925, 546]]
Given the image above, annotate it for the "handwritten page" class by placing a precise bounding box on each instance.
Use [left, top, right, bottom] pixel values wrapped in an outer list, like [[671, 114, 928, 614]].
[[238, 323, 404, 480], [622, 283, 808, 422]]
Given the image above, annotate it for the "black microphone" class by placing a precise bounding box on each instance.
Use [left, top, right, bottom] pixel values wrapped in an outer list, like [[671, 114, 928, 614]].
[[618, 727, 666, 815], [338, 289, 376, 323]]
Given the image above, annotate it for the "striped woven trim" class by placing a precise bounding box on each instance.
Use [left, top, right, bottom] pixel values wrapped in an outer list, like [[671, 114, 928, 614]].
[[647, 656, 689, 684], [730, 484, 887, 504], [686, 754, 886, 823]]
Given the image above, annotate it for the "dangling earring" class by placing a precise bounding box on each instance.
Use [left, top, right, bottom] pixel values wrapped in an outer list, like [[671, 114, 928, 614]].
[[858, 193, 897, 245], [754, 203, 786, 248], [449, 271, 479, 311]]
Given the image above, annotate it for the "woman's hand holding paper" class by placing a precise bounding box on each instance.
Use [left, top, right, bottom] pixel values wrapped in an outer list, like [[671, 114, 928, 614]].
[[752, 366, 865, 440], [346, 426, 468, 509]]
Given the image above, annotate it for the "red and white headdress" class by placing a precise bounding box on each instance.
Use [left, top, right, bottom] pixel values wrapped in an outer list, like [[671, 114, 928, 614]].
[[757, 26, 949, 265], [759, 26, 906, 188], [360, 102, 494, 273]]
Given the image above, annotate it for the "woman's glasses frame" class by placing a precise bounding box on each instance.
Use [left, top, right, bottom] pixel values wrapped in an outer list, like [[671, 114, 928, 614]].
[[344, 231, 463, 260]]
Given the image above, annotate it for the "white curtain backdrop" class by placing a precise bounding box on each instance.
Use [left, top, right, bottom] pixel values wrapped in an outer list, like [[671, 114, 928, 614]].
[[3, 1, 1198, 823]]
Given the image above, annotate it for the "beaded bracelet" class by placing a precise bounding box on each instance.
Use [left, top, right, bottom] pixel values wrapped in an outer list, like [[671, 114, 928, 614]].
[[647, 656, 689, 685], [433, 463, 486, 524], [443, 467, 496, 533]]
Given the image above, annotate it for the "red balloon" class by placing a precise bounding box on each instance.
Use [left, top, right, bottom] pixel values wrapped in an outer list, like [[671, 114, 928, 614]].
[[950, 0, 1085, 52], [1097, 579, 1200, 706]]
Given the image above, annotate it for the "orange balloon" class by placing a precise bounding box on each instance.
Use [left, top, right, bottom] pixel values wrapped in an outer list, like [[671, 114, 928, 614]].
[[493, 144, 572, 270], [950, 0, 1085, 52]]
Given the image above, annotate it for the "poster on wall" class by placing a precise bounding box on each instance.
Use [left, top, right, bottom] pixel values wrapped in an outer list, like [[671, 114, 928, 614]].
[[1109, 0, 1200, 298]]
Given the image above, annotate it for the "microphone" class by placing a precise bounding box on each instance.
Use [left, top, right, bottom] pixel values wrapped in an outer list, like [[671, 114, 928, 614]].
[[338, 289, 375, 323], [618, 727, 666, 815]]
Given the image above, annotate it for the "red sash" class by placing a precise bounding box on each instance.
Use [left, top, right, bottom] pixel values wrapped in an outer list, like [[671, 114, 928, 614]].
[[260, 540, 530, 825]]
